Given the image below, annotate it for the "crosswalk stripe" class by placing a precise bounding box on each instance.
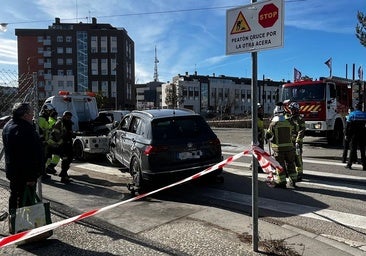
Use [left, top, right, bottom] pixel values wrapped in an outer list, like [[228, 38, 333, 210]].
[[201, 188, 366, 230]]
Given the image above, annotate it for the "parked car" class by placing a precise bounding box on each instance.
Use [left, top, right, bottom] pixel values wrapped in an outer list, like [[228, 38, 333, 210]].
[[107, 109, 223, 194]]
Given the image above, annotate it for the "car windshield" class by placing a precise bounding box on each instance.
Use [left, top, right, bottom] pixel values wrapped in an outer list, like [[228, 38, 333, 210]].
[[281, 83, 325, 101], [152, 116, 213, 141]]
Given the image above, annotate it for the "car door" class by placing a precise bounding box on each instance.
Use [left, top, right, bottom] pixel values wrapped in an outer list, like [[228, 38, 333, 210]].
[[114, 115, 131, 167], [121, 116, 142, 164]]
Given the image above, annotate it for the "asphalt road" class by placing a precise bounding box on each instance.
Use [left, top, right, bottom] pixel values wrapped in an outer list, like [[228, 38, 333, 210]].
[[1, 127, 365, 255]]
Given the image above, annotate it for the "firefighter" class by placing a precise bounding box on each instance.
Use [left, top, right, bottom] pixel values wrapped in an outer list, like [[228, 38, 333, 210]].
[[345, 102, 366, 170], [265, 103, 297, 188], [45, 110, 60, 174], [38, 103, 55, 179], [287, 101, 305, 181], [49, 111, 74, 183]]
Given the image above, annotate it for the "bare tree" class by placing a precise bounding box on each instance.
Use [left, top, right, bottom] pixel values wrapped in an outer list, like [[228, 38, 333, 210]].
[[165, 83, 184, 108], [356, 11, 366, 47]]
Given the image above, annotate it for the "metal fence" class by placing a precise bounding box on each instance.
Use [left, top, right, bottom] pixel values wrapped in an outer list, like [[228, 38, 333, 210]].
[[0, 69, 38, 237]]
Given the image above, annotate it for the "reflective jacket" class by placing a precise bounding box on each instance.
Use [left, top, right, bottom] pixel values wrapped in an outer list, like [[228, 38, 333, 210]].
[[265, 115, 293, 152], [287, 114, 305, 144], [38, 114, 49, 143]]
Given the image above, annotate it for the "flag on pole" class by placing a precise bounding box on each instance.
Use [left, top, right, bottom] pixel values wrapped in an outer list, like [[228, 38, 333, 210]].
[[294, 68, 302, 81], [324, 57, 332, 77], [358, 66, 363, 81]]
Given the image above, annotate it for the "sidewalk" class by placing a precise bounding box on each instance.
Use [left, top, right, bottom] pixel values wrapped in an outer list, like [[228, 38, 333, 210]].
[[40, 171, 366, 256]]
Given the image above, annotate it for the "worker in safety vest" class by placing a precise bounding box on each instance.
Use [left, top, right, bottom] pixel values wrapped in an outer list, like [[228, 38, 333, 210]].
[[45, 110, 60, 174], [265, 102, 297, 188], [49, 111, 74, 183], [286, 101, 305, 181], [38, 103, 55, 179]]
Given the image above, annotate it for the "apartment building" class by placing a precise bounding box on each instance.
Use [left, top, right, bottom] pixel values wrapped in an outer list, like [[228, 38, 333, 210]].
[[15, 17, 135, 109]]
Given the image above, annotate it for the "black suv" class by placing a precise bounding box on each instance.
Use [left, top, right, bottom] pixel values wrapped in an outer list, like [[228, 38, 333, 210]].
[[107, 109, 223, 193]]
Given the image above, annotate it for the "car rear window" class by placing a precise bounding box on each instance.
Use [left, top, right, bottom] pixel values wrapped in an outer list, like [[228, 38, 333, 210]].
[[152, 116, 213, 141]]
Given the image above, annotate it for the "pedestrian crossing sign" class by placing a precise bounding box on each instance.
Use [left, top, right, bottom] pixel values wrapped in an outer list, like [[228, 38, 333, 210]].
[[231, 11, 251, 34]]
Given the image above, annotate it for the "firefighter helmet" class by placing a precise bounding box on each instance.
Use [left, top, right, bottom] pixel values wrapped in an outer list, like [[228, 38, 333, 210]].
[[289, 101, 300, 114], [42, 103, 55, 111]]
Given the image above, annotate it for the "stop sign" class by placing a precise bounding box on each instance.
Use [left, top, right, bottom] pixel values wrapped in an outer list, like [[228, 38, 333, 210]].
[[258, 3, 278, 28]]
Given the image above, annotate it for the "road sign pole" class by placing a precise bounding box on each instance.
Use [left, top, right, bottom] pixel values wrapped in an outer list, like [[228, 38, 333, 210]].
[[251, 1, 259, 253]]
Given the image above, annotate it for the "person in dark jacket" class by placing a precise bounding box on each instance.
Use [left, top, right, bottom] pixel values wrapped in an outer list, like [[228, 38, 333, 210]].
[[2, 102, 44, 211], [345, 102, 366, 170], [49, 111, 74, 183]]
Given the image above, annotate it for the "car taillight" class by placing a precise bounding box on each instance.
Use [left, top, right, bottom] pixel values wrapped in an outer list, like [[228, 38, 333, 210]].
[[209, 138, 221, 146], [144, 145, 169, 156]]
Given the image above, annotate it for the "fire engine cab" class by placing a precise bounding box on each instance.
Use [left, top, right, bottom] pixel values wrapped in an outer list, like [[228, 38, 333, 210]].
[[279, 76, 358, 145]]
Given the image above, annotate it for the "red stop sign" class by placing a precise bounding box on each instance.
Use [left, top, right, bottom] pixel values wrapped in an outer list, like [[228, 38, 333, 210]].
[[258, 3, 278, 28]]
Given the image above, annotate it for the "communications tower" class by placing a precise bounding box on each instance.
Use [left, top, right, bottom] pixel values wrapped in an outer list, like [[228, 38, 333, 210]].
[[153, 46, 159, 82]]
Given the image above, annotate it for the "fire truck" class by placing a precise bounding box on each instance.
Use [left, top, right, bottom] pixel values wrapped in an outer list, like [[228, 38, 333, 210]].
[[43, 91, 113, 160], [279, 76, 359, 145]]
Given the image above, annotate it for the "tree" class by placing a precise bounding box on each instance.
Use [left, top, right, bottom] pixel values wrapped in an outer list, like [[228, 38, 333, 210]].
[[165, 83, 184, 108], [356, 11, 366, 47]]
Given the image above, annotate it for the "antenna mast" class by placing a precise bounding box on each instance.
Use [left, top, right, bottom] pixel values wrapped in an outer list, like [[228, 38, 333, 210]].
[[153, 46, 159, 82]]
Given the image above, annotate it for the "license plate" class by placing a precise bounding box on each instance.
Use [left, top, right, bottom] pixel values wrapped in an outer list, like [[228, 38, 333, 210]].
[[178, 150, 202, 160]]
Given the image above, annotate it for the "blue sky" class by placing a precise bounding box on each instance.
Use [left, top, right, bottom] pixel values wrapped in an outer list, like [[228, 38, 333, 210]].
[[0, 0, 365, 84]]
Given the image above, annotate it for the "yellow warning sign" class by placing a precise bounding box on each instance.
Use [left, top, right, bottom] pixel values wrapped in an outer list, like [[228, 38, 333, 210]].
[[231, 11, 251, 34]]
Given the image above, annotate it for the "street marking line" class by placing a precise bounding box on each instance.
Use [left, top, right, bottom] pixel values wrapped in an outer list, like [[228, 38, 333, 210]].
[[201, 188, 366, 230]]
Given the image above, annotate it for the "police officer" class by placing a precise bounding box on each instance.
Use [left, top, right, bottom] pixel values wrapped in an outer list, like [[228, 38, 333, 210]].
[[345, 102, 366, 170], [342, 107, 357, 164], [287, 101, 305, 181], [265, 102, 297, 188]]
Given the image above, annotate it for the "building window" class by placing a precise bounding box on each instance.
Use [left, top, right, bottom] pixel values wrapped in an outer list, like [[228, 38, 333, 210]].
[[66, 58, 72, 65], [66, 36, 72, 42], [57, 36, 63, 42], [37, 36, 43, 42], [92, 81, 98, 92], [91, 59, 98, 75], [66, 70, 73, 75], [91, 46, 97, 53], [57, 47, 63, 54], [101, 81, 108, 96], [37, 47, 43, 54], [57, 58, 64, 65], [58, 70, 64, 76], [67, 81, 73, 88], [58, 81, 64, 87], [66, 47, 72, 54]]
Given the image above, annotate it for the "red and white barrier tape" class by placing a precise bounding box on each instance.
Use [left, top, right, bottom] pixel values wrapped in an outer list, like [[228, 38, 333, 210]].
[[0, 145, 280, 247]]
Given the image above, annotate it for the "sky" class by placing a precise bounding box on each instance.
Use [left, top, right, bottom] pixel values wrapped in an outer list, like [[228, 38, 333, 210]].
[[0, 0, 365, 84]]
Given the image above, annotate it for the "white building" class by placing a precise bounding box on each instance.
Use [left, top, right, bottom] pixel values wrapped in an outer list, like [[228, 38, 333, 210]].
[[161, 72, 283, 116]]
